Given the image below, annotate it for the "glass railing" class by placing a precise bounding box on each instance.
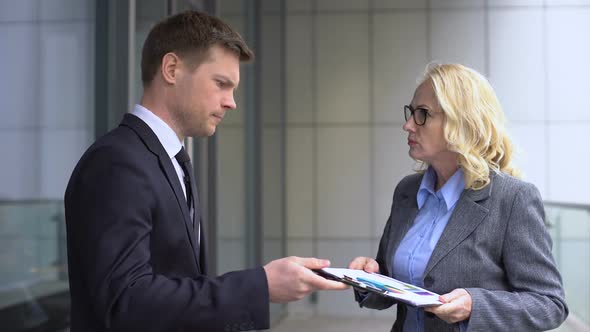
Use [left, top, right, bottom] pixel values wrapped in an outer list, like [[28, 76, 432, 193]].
[[545, 201, 590, 332], [0, 198, 587, 331], [0, 200, 69, 331]]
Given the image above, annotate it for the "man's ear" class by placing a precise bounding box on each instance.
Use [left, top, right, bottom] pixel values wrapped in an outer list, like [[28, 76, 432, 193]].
[[161, 52, 180, 84]]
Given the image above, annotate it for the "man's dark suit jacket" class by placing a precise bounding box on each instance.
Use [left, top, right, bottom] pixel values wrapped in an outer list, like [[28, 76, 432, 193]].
[[65, 114, 269, 332]]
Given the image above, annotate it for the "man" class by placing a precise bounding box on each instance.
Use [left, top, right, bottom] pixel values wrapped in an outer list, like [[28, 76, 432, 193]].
[[65, 11, 346, 332]]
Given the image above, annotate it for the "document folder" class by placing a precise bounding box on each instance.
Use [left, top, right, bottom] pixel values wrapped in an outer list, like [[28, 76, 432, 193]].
[[314, 267, 443, 307]]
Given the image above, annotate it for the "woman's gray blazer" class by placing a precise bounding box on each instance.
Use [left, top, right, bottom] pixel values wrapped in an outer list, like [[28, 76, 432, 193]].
[[358, 172, 568, 331]]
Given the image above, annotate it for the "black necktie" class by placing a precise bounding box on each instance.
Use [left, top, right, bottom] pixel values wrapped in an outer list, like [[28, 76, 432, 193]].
[[175, 147, 202, 259], [175, 147, 193, 215]]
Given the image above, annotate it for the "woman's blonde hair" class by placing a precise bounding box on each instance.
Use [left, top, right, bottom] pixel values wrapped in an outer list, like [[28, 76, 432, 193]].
[[419, 63, 520, 190]]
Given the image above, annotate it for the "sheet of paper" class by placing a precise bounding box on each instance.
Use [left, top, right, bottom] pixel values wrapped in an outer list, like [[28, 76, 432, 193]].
[[322, 267, 442, 307]]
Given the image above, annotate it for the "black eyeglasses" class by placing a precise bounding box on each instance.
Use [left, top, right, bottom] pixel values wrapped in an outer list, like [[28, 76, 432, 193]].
[[404, 105, 430, 126]]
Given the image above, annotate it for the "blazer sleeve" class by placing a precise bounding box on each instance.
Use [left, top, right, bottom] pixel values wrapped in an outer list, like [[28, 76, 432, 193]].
[[354, 195, 398, 310], [464, 182, 568, 331], [66, 146, 269, 332]]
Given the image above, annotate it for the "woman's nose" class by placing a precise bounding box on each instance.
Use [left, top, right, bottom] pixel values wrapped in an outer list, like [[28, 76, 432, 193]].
[[403, 117, 415, 132]]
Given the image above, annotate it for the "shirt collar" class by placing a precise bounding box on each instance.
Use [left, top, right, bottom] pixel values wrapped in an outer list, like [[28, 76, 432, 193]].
[[417, 167, 465, 210], [130, 104, 183, 158]]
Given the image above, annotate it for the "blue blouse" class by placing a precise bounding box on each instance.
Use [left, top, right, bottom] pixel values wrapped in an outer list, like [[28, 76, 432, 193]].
[[392, 167, 465, 332]]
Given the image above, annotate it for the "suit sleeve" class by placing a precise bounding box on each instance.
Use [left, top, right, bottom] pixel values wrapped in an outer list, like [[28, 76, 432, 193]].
[[464, 183, 568, 331], [65, 146, 269, 332]]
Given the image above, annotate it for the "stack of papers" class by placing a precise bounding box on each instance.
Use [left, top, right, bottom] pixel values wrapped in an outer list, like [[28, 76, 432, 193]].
[[316, 268, 442, 307]]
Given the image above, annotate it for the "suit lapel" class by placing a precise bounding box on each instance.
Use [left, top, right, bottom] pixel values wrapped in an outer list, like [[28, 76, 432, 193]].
[[423, 177, 493, 277], [199, 216, 208, 275], [120, 114, 202, 271], [186, 168, 203, 269], [191, 172, 208, 274]]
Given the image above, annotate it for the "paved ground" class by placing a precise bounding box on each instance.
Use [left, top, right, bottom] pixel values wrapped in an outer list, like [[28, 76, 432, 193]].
[[269, 314, 584, 332], [58, 312, 586, 332], [269, 315, 392, 332]]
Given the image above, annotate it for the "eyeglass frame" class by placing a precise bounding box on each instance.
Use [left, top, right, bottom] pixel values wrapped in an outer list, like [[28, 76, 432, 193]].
[[403, 105, 431, 126]]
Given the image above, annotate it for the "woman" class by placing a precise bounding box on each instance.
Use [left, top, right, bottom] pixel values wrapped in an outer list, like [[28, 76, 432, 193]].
[[349, 64, 567, 331]]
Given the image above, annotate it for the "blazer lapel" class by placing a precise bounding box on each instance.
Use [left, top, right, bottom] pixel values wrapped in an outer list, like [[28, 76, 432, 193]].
[[423, 177, 493, 277], [120, 114, 202, 271], [386, 175, 422, 275]]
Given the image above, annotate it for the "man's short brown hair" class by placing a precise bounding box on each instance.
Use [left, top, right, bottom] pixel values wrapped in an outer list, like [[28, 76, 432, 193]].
[[141, 10, 253, 86]]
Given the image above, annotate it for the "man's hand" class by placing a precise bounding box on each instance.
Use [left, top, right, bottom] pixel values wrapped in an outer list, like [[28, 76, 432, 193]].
[[264, 256, 349, 303], [424, 288, 472, 324], [348, 256, 379, 273]]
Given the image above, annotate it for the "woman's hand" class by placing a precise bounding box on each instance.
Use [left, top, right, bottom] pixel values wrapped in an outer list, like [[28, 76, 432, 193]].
[[348, 256, 379, 273], [424, 288, 472, 324]]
